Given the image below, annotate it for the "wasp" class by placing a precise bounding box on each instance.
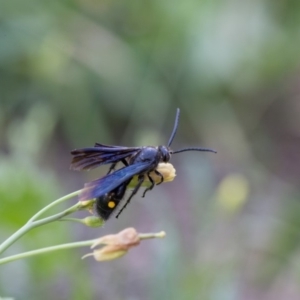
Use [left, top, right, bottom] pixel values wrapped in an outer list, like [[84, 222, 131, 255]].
[[70, 108, 216, 219]]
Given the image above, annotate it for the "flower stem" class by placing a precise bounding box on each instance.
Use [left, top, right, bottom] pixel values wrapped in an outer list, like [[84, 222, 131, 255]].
[[0, 224, 33, 255], [59, 217, 85, 224], [139, 231, 166, 240], [0, 191, 82, 255], [28, 190, 81, 222], [0, 231, 166, 265], [0, 239, 97, 265]]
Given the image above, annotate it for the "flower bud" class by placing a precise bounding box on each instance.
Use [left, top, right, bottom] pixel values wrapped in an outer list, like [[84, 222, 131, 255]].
[[91, 227, 140, 249], [82, 228, 166, 262], [83, 216, 104, 227], [83, 228, 140, 261], [89, 245, 128, 261]]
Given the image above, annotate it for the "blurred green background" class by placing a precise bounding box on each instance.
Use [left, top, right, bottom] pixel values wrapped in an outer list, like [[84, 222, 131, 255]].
[[1, 0, 300, 299]]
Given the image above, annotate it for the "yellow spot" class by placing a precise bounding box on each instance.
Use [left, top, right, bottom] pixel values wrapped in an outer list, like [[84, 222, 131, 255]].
[[108, 201, 116, 208]]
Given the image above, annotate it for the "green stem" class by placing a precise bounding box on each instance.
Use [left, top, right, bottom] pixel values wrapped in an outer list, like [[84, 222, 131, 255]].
[[139, 231, 166, 240], [59, 217, 85, 224], [33, 203, 81, 227], [0, 192, 82, 255], [28, 190, 81, 222], [0, 232, 165, 265], [0, 239, 97, 265], [0, 225, 33, 255]]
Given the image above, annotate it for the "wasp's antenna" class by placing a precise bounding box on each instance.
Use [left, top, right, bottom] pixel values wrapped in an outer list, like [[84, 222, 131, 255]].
[[167, 108, 180, 147], [171, 147, 217, 154]]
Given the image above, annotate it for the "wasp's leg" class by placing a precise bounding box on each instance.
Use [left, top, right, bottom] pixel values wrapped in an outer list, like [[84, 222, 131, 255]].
[[142, 173, 155, 198], [121, 159, 128, 166], [107, 159, 128, 175], [107, 163, 117, 175], [154, 170, 164, 185], [116, 175, 144, 218]]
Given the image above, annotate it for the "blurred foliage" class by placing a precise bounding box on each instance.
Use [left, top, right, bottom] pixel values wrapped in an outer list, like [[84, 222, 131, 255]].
[[1, 0, 300, 299]]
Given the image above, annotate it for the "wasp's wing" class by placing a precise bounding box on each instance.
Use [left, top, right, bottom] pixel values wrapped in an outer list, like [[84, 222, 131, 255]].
[[94, 143, 123, 148], [80, 162, 150, 200], [70, 145, 140, 171]]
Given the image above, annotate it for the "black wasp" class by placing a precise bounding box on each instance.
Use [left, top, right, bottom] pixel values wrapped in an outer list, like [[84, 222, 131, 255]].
[[70, 108, 216, 220]]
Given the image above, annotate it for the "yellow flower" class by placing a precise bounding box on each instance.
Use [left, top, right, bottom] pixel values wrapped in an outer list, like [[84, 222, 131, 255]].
[[129, 162, 176, 188]]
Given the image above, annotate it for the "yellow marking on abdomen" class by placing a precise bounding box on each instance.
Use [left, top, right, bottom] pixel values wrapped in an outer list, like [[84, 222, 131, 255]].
[[108, 201, 116, 208]]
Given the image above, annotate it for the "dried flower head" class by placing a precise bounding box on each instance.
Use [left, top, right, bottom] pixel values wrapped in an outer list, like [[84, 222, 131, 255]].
[[82, 228, 166, 262]]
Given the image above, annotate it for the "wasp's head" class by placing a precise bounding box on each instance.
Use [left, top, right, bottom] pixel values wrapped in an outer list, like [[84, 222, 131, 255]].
[[158, 146, 171, 162]]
